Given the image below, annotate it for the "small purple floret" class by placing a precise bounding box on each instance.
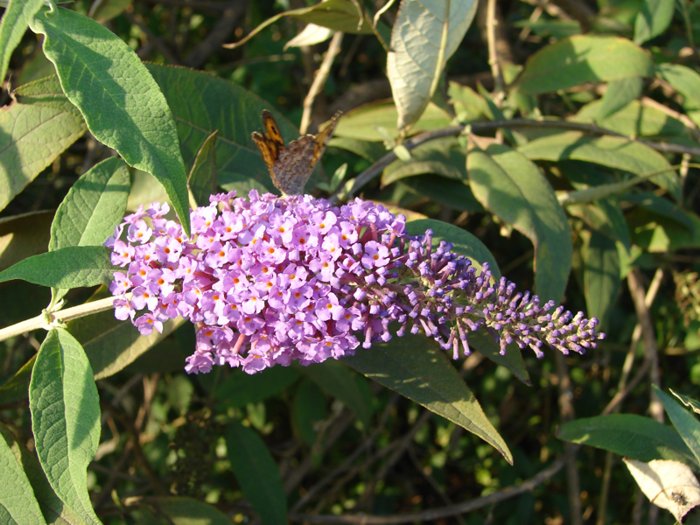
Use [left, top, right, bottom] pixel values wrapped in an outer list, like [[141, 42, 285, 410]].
[[106, 191, 605, 374]]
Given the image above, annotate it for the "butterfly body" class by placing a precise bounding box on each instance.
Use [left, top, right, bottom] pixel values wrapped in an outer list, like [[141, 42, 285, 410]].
[[252, 110, 339, 195]]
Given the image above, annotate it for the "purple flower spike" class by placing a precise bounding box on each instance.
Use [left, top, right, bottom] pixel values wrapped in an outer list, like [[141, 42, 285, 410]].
[[106, 191, 605, 374]]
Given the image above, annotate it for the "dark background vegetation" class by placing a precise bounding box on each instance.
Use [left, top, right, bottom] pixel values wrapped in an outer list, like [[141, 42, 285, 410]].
[[2, 1, 700, 524]]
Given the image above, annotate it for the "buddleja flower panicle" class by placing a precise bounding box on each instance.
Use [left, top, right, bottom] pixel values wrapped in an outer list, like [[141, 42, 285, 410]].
[[106, 190, 604, 374]]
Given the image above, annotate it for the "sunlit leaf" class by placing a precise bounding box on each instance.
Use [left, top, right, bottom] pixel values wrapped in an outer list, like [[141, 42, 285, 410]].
[[634, 0, 674, 44], [516, 35, 653, 94], [467, 146, 572, 301], [0, 99, 85, 213], [30, 7, 191, 234], [624, 458, 700, 523], [0, 246, 112, 288], [225, 0, 370, 49], [29, 328, 101, 525], [0, 0, 45, 83], [0, 424, 47, 524], [387, 0, 478, 129], [518, 132, 680, 201], [559, 414, 695, 464]]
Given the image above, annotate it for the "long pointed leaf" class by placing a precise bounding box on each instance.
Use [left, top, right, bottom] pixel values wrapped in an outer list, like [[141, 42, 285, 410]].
[[0, 245, 112, 288], [467, 145, 572, 301], [29, 7, 190, 234], [0, 0, 45, 83], [225, 422, 287, 525], [29, 328, 101, 525], [387, 0, 477, 130], [345, 335, 512, 463], [0, 424, 47, 524]]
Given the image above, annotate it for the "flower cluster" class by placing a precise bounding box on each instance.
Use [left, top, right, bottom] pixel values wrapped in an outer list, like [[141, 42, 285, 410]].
[[106, 190, 604, 374]]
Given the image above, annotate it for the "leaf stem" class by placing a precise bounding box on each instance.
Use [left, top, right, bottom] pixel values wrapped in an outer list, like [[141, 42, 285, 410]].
[[0, 295, 117, 342]]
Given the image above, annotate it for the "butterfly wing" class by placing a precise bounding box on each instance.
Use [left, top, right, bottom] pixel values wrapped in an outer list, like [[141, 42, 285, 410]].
[[252, 110, 342, 195], [312, 112, 340, 162], [274, 136, 318, 195], [272, 113, 341, 195], [251, 110, 285, 183]]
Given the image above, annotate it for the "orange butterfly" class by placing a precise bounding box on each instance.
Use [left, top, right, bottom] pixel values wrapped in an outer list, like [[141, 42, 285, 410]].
[[251, 110, 340, 195]]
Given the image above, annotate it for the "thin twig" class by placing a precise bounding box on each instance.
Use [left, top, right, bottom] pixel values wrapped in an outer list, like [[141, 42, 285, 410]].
[[300, 32, 344, 134], [555, 353, 582, 525], [289, 457, 566, 524], [0, 296, 116, 342], [627, 269, 664, 423], [184, 3, 247, 68], [485, 0, 506, 103]]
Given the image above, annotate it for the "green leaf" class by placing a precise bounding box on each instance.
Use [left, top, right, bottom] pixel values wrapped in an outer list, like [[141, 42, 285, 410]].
[[29, 328, 101, 525], [406, 218, 500, 276], [596, 77, 643, 121], [137, 497, 231, 525], [670, 390, 700, 415], [448, 82, 489, 121], [304, 362, 373, 427], [382, 137, 466, 187], [387, 0, 478, 129], [146, 64, 299, 193], [655, 386, 700, 468], [634, 0, 674, 44], [516, 35, 653, 95], [29, 7, 191, 234], [0, 246, 112, 288], [187, 131, 219, 207], [567, 199, 631, 250], [657, 63, 700, 127], [345, 335, 512, 463], [0, 0, 45, 83], [225, 422, 287, 525], [285, 23, 334, 49], [467, 146, 572, 301], [0, 98, 86, 213], [212, 367, 300, 409], [575, 100, 696, 148], [68, 304, 184, 380], [468, 331, 530, 385], [49, 157, 130, 302], [226, 0, 371, 49], [400, 175, 483, 213], [0, 420, 81, 524], [582, 230, 620, 327], [334, 100, 452, 141], [0, 425, 47, 525], [292, 379, 328, 446], [328, 137, 387, 162], [518, 131, 680, 201], [49, 157, 130, 251], [559, 414, 695, 463]]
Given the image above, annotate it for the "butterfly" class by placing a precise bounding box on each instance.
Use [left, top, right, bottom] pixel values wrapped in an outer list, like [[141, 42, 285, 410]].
[[251, 110, 340, 195]]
